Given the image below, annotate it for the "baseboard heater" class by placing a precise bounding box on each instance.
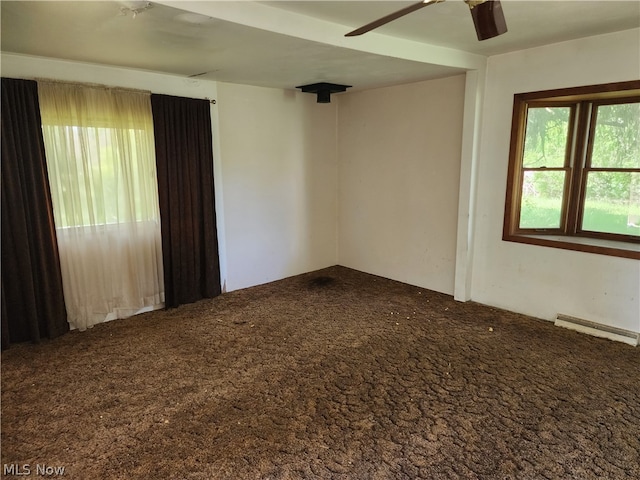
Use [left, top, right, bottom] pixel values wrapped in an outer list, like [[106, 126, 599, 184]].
[[555, 314, 639, 347]]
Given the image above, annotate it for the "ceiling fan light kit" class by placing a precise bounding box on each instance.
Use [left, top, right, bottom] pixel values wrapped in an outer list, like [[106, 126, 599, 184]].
[[469, 0, 507, 41], [296, 82, 352, 103], [345, 0, 507, 42]]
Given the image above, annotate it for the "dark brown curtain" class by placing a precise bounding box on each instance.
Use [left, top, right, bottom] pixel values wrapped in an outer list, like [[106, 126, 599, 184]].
[[1, 78, 68, 349], [151, 94, 221, 308]]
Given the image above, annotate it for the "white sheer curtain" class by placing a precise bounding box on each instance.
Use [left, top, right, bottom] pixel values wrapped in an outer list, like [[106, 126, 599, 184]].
[[38, 82, 164, 330]]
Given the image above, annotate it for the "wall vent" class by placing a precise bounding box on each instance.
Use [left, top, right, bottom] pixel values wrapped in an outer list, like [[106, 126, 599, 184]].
[[555, 314, 639, 347]]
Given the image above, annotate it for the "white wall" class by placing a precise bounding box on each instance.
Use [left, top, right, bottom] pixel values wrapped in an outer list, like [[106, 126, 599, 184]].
[[471, 29, 640, 333], [216, 83, 338, 291], [337, 75, 466, 295]]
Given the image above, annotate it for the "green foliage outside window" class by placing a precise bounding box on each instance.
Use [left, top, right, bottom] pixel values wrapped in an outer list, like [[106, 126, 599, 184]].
[[519, 102, 639, 237]]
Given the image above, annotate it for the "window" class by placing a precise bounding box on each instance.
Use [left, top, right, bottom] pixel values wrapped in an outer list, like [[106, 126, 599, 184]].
[[38, 81, 164, 330], [503, 81, 640, 259], [40, 90, 160, 229], [44, 124, 159, 227]]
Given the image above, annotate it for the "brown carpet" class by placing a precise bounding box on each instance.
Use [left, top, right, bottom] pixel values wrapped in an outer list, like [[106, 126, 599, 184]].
[[2, 266, 639, 479]]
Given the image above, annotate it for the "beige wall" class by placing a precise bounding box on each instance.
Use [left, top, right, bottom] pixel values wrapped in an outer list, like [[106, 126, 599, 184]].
[[337, 76, 466, 295], [216, 83, 338, 291]]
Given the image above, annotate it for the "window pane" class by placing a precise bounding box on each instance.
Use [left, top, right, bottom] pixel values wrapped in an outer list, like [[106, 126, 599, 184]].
[[591, 102, 640, 168], [45, 126, 156, 227], [582, 172, 640, 237], [519, 170, 566, 229], [523, 107, 571, 168]]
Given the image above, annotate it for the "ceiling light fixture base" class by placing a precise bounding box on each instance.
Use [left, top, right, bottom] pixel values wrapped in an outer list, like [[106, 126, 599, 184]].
[[296, 82, 352, 103]]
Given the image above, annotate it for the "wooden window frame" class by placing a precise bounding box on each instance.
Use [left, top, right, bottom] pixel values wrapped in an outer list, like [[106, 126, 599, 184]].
[[503, 80, 640, 260]]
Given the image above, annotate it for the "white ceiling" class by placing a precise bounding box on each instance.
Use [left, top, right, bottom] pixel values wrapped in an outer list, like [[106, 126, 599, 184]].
[[2, 1, 639, 92]]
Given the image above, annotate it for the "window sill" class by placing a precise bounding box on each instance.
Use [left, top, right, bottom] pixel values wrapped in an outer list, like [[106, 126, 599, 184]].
[[503, 233, 640, 260]]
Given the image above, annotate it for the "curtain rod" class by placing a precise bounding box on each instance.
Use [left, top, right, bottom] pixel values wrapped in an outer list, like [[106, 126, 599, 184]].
[[35, 78, 151, 95], [34, 77, 216, 103]]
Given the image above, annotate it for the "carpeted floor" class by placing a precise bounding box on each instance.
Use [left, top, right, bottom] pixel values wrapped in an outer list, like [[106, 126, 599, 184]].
[[1, 266, 639, 479]]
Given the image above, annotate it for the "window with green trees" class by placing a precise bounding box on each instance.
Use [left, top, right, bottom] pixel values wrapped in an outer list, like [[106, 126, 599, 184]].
[[503, 81, 640, 259]]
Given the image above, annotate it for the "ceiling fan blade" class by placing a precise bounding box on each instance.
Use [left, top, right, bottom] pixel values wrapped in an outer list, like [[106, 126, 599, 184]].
[[469, 0, 507, 41], [345, 0, 443, 37]]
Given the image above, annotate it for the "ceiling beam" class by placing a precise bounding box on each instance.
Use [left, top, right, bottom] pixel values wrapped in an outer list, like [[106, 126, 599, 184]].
[[154, 1, 487, 72]]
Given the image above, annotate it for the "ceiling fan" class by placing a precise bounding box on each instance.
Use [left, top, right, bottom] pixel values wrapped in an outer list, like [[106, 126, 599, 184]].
[[345, 0, 507, 41]]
